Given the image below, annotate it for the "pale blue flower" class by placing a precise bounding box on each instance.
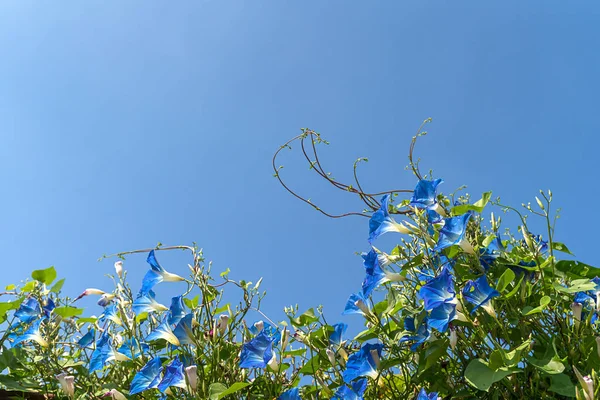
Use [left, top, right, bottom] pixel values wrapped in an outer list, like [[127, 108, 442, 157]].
[[140, 250, 185, 295], [343, 343, 383, 382], [361, 249, 404, 297], [239, 331, 274, 369], [11, 318, 48, 347], [399, 316, 430, 351], [342, 292, 371, 316], [133, 290, 168, 315], [333, 378, 368, 400], [129, 356, 163, 395], [462, 276, 500, 314], [89, 331, 114, 372], [329, 322, 348, 350], [279, 388, 301, 400], [369, 195, 411, 243], [147, 319, 180, 346], [410, 179, 443, 210], [168, 296, 186, 325], [434, 213, 473, 253], [15, 298, 41, 324], [417, 388, 439, 400], [158, 356, 187, 392]]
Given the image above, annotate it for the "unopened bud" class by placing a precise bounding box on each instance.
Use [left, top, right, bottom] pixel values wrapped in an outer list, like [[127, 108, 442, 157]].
[[56, 373, 75, 399], [572, 303, 583, 328], [185, 365, 197, 392], [449, 328, 457, 351], [217, 314, 229, 335], [326, 348, 336, 366], [114, 261, 123, 278], [370, 349, 381, 369]]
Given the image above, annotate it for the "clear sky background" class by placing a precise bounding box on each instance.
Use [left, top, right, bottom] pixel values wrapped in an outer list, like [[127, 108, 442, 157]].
[[0, 2, 598, 329]]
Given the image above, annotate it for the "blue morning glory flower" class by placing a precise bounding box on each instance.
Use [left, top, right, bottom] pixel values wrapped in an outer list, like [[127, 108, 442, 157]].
[[77, 328, 95, 348], [574, 291, 595, 305], [168, 296, 186, 325], [410, 179, 443, 210], [239, 331, 274, 369], [333, 378, 368, 400], [279, 388, 301, 400], [11, 318, 48, 347], [428, 302, 456, 332], [157, 356, 187, 392], [116, 338, 149, 360], [147, 318, 181, 346], [343, 342, 383, 382], [479, 235, 505, 271], [129, 356, 163, 395], [15, 298, 41, 324], [100, 303, 122, 326], [329, 322, 348, 350], [173, 313, 195, 345], [434, 213, 474, 254], [42, 298, 55, 319], [133, 290, 168, 315], [342, 292, 371, 316], [427, 210, 443, 224], [400, 316, 431, 351], [90, 331, 115, 372], [140, 250, 185, 295], [462, 276, 500, 314], [522, 232, 549, 253], [368, 195, 411, 243], [417, 388, 439, 400], [249, 321, 281, 345], [361, 249, 404, 297], [419, 267, 456, 311]]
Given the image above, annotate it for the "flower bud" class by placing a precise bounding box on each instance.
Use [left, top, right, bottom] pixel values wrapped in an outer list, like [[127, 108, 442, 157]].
[[370, 349, 381, 369], [449, 328, 458, 351], [103, 389, 127, 400], [572, 302, 583, 328], [114, 261, 123, 278], [354, 299, 371, 316], [267, 352, 279, 372], [596, 337, 600, 359], [281, 327, 290, 350], [185, 365, 198, 392], [56, 373, 75, 398], [326, 348, 336, 366], [217, 314, 229, 335]]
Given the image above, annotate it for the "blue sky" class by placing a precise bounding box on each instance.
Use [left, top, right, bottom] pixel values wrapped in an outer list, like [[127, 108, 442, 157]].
[[0, 1, 598, 328]]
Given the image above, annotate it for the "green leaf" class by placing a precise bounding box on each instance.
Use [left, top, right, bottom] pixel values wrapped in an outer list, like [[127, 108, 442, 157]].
[[5, 284, 15, 291], [0, 300, 21, 318], [548, 373, 576, 397], [551, 242, 574, 256], [50, 278, 65, 294], [553, 279, 595, 294], [555, 260, 600, 278], [451, 191, 492, 214], [299, 355, 322, 375], [528, 356, 565, 375], [31, 266, 57, 285], [464, 359, 520, 392], [21, 280, 37, 292], [291, 308, 319, 327], [77, 317, 98, 324], [215, 382, 251, 399], [522, 296, 551, 316], [497, 269, 516, 293], [209, 383, 228, 400], [54, 306, 84, 319], [482, 234, 496, 249], [220, 268, 231, 278], [504, 274, 524, 299], [183, 295, 200, 310]]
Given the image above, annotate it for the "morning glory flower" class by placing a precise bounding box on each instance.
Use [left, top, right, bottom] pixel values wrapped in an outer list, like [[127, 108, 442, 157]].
[[329, 322, 348, 350], [12, 318, 48, 347], [333, 378, 368, 400], [427, 209, 443, 224], [140, 250, 185, 295], [417, 388, 440, 400], [168, 296, 186, 325], [173, 313, 195, 345], [342, 292, 371, 316], [434, 213, 474, 254], [116, 338, 149, 360], [428, 303, 457, 332], [361, 249, 404, 297], [157, 356, 187, 392], [400, 316, 431, 351], [97, 294, 115, 307], [77, 328, 95, 348], [90, 331, 115, 372], [129, 356, 163, 395], [419, 267, 456, 312], [100, 303, 122, 326], [462, 276, 500, 315], [479, 235, 505, 271], [56, 373, 75, 398], [522, 232, 549, 253], [410, 179, 445, 214], [239, 331, 275, 369], [279, 387, 301, 400], [343, 342, 383, 383], [147, 318, 181, 346], [133, 290, 168, 315], [368, 195, 412, 243], [249, 320, 282, 345], [14, 298, 41, 324], [42, 298, 55, 319]]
